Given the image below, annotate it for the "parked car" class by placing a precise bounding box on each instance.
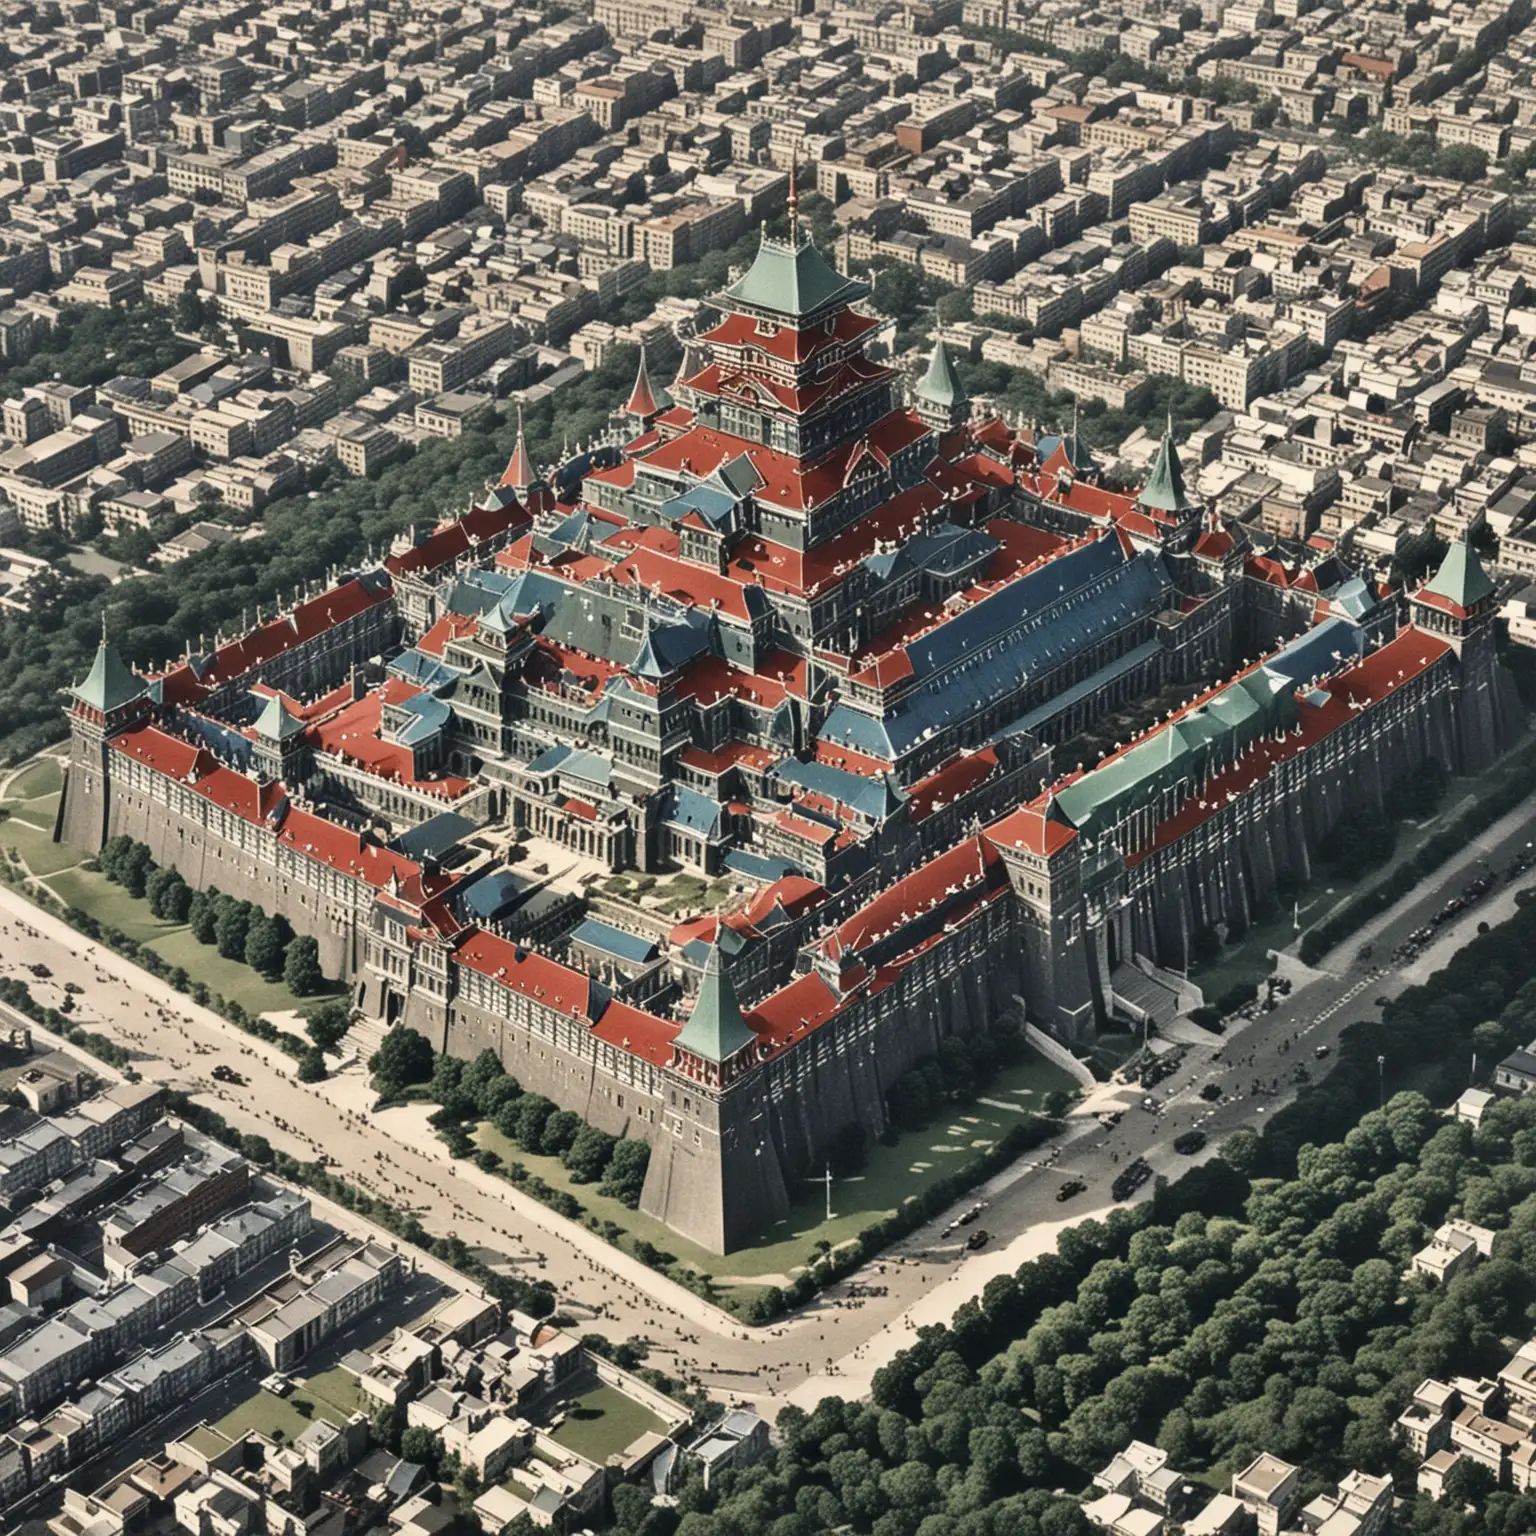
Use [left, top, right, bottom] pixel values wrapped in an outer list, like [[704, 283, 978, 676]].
[[1313, 1044, 1331, 1059], [958, 1204, 984, 1226], [1174, 1131, 1207, 1155], [1056, 1179, 1086, 1203], [1112, 1159, 1152, 1201], [965, 1229, 990, 1251], [63, 982, 83, 995]]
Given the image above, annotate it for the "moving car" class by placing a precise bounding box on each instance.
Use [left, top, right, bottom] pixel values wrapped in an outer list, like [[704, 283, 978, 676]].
[[1174, 1131, 1207, 1155], [1056, 1178, 1086, 1203], [1313, 1044, 1331, 1059]]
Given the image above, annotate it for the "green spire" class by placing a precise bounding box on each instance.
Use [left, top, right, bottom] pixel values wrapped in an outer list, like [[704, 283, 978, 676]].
[[723, 226, 868, 320], [1422, 537, 1495, 612], [73, 624, 146, 714], [673, 942, 757, 1066], [918, 334, 964, 406], [252, 693, 306, 741], [1139, 414, 1199, 515]]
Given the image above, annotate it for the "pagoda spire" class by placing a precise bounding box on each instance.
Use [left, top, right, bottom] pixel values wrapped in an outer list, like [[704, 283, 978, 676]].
[[624, 346, 659, 420], [788, 145, 802, 247], [1138, 407, 1199, 518], [499, 405, 535, 490]]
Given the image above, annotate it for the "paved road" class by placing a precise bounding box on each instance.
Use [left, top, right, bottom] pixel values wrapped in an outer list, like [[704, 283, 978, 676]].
[[1, 793, 1532, 1416]]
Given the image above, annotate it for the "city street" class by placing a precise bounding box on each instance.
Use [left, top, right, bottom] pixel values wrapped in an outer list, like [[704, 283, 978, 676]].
[[1, 790, 1532, 1416]]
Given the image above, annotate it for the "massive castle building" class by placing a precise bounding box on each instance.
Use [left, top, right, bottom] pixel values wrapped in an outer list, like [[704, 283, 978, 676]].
[[55, 220, 1518, 1252]]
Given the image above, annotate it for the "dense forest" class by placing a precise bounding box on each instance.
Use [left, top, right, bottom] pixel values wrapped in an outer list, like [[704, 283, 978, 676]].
[[610, 897, 1536, 1536]]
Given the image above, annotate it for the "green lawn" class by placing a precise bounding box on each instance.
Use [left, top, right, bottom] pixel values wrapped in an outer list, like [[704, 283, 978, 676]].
[[300, 1366, 374, 1426], [46, 865, 173, 941], [215, 1388, 321, 1444], [0, 821, 82, 877], [8, 759, 62, 801], [545, 1379, 668, 1463], [476, 1047, 1077, 1288]]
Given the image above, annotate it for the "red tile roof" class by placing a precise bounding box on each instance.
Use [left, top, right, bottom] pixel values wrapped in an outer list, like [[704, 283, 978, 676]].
[[455, 928, 597, 1020]]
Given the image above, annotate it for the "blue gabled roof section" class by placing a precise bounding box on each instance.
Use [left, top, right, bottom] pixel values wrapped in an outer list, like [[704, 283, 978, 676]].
[[526, 743, 614, 790], [179, 711, 252, 769], [570, 918, 658, 966], [723, 848, 808, 882], [771, 758, 904, 822], [820, 537, 1173, 760], [394, 811, 476, 862], [661, 784, 724, 837], [389, 650, 462, 689], [396, 692, 452, 745], [662, 484, 737, 531], [461, 868, 539, 922]]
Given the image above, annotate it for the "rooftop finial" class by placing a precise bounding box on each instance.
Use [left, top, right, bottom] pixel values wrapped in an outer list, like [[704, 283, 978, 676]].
[[788, 145, 801, 245], [100, 611, 108, 643]]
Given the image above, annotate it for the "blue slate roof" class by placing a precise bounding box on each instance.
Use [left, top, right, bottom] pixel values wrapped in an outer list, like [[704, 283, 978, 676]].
[[569, 918, 658, 966], [820, 537, 1173, 759], [661, 784, 724, 837], [394, 811, 476, 862], [179, 712, 252, 769], [525, 743, 613, 790], [461, 868, 539, 921], [723, 849, 808, 882], [662, 484, 737, 530], [388, 650, 461, 690], [771, 758, 904, 821]]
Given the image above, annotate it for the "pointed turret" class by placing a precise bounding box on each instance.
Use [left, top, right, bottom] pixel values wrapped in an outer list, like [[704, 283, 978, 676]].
[[1419, 536, 1495, 617], [913, 333, 969, 431], [499, 405, 535, 491], [624, 346, 659, 421], [72, 620, 147, 717], [252, 693, 307, 741], [1138, 412, 1200, 519], [673, 941, 757, 1069]]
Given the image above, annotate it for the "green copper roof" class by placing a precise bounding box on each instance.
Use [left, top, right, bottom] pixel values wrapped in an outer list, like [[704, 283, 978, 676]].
[[1139, 427, 1198, 515], [916, 336, 965, 407], [724, 231, 868, 319], [73, 638, 146, 714], [1422, 538, 1494, 611], [252, 693, 307, 741], [673, 942, 757, 1065]]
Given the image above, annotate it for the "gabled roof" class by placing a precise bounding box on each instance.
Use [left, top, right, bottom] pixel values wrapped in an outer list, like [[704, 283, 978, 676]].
[[672, 942, 757, 1065], [74, 636, 146, 714], [723, 230, 868, 320], [1420, 538, 1494, 615]]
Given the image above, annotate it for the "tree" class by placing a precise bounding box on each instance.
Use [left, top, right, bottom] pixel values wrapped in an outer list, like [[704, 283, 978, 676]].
[[306, 1001, 352, 1054], [145, 866, 185, 920], [296, 1049, 327, 1083], [283, 934, 324, 995], [563, 1123, 615, 1183], [244, 914, 287, 978], [598, 1139, 651, 1207], [515, 1095, 556, 1152], [399, 1426, 443, 1475], [370, 1027, 435, 1096], [214, 899, 252, 961], [188, 889, 219, 945], [540, 1108, 582, 1157]]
